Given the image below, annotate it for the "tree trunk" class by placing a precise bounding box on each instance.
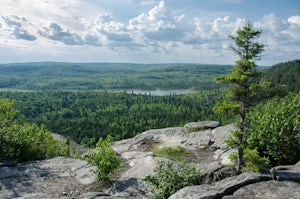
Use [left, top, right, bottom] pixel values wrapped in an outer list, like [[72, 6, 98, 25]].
[[237, 147, 244, 174]]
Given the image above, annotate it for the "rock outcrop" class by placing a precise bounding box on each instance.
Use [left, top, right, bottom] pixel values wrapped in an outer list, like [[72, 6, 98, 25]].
[[169, 168, 300, 199], [2, 121, 299, 199], [112, 121, 237, 180]]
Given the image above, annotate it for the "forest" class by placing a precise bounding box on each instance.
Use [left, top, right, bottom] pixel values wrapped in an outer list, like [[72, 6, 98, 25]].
[[0, 62, 232, 91], [262, 59, 300, 93], [0, 90, 231, 147], [0, 59, 298, 148]]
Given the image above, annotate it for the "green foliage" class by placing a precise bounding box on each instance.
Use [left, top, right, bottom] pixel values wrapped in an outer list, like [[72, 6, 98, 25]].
[[214, 22, 265, 173], [153, 146, 187, 162], [229, 148, 269, 172], [0, 91, 231, 146], [86, 135, 121, 182], [262, 59, 300, 93], [145, 161, 200, 199], [248, 93, 300, 165], [225, 130, 247, 148], [0, 98, 61, 162]]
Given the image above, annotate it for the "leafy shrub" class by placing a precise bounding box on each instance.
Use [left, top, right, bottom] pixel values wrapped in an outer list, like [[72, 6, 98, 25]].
[[248, 93, 300, 165], [145, 161, 200, 199], [153, 146, 187, 161], [0, 98, 61, 162], [86, 135, 121, 183], [229, 148, 269, 172]]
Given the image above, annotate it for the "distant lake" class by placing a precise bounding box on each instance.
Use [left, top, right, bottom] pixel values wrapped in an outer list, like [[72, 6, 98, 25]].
[[0, 88, 196, 96], [125, 89, 195, 96]]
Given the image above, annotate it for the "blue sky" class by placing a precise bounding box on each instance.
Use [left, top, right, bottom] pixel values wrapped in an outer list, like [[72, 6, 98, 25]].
[[1, 0, 299, 65]]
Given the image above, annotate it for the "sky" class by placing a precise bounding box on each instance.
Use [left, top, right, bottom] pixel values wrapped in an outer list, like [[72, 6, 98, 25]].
[[1, 0, 300, 65]]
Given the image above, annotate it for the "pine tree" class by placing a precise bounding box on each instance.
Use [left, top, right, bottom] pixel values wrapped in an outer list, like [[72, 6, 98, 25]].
[[214, 22, 265, 173]]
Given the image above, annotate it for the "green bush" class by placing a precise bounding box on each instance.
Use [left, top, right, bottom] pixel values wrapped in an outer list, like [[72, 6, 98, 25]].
[[86, 135, 121, 183], [229, 148, 269, 172], [0, 98, 61, 162], [153, 146, 187, 161], [248, 93, 300, 165], [145, 161, 200, 199]]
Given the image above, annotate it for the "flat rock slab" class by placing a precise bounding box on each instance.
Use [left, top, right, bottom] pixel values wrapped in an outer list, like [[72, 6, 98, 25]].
[[0, 157, 97, 199], [223, 180, 300, 199]]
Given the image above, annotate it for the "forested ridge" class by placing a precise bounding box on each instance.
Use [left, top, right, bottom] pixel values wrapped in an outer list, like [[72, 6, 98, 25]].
[[262, 59, 300, 92], [0, 62, 231, 91]]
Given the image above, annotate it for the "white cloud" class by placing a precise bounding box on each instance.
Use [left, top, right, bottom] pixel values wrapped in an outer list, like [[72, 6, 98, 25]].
[[129, 1, 187, 41], [39, 22, 82, 45], [0, 15, 37, 41], [288, 16, 300, 25], [0, 0, 299, 64]]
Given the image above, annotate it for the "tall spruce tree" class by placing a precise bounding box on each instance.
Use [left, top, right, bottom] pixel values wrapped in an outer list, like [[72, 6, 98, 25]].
[[214, 22, 265, 173]]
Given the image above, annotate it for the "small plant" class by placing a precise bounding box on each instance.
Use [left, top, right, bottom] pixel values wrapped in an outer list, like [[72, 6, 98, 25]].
[[229, 148, 269, 172], [86, 135, 121, 184], [153, 146, 187, 161], [145, 161, 200, 199]]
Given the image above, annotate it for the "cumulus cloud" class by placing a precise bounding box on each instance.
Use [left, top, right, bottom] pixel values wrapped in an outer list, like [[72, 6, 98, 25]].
[[95, 14, 133, 43], [288, 16, 300, 25], [0, 15, 36, 41], [129, 1, 187, 42], [39, 22, 83, 45]]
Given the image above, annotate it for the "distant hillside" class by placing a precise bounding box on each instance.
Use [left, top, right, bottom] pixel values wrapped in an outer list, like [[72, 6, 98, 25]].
[[0, 62, 231, 91], [262, 59, 300, 93]]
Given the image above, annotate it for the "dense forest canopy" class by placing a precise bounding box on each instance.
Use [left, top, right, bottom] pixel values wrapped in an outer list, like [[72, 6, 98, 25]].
[[0, 62, 232, 91], [0, 91, 231, 147], [262, 59, 300, 92]]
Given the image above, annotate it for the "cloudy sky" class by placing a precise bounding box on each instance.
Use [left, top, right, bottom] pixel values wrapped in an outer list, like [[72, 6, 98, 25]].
[[1, 0, 299, 65]]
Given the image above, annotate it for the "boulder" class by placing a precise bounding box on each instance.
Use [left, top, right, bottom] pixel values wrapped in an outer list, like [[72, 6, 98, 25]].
[[270, 161, 300, 181]]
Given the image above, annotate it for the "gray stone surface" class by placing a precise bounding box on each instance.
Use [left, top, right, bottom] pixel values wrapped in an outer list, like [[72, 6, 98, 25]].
[[112, 121, 236, 181], [107, 178, 148, 198], [270, 161, 300, 181], [0, 157, 97, 199], [169, 172, 272, 199], [211, 124, 238, 150], [184, 121, 222, 130], [222, 180, 300, 199], [4, 121, 298, 199], [120, 152, 161, 179]]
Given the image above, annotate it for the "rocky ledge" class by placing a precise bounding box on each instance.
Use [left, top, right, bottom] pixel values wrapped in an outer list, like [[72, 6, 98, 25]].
[[1, 121, 299, 199]]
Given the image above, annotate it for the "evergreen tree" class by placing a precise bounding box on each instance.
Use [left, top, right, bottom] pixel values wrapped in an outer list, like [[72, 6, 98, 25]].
[[214, 22, 265, 173]]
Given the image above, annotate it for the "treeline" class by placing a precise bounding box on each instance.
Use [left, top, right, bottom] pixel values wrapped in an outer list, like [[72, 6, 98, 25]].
[[0, 62, 231, 91], [0, 91, 232, 147], [262, 59, 300, 93]]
